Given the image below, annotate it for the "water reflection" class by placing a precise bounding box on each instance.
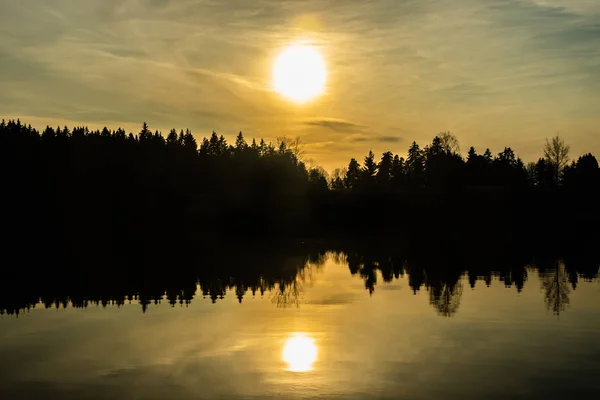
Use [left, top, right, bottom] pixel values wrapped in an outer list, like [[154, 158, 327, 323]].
[[282, 333, 318, 372], [429, 280, 463, 317], [540, 260, 571, 315], [1, 242, 599, 400], [0, 241, 598, 318]]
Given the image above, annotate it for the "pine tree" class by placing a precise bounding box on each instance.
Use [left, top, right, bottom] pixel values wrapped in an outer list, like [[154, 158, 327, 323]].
[[183, 130, 197, 154], [234, 132, 247, 153], [376, 151, 393, 186], [483, 148, 493, 163], [391, 155, 405, 183], [166, 129, 179, 147], [258, 139, 267, 157], [467, 147, 477, 163], [139, 122, 150, 142], [406, 142, 424, 174], [345, 158, 361, 189], [363, 150, 378, 181]]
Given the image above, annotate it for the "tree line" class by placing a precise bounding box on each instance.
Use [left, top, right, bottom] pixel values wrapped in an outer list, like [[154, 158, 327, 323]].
[[330, 131, 597, 193], [1, 118, 599, 262], [0, 119, 330, 248]]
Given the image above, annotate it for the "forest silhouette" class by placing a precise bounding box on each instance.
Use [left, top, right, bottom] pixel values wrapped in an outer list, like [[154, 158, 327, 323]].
[[2, 119, 598, 241], [1, 119, 599, 317]]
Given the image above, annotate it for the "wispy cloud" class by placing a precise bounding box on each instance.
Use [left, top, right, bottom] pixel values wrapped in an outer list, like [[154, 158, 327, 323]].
[[378, 136, 403, 143], [349, 135, 403, 144], [304, 118, 364, 133], [1, 0, 599, 170]]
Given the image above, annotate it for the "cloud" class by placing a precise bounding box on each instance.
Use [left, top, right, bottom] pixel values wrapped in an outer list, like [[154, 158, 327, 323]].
[[304, 118, 364, 133], [433, 82, 492, 103], [378, 135, 403, 143], [528, 0, 600, 15], [349, 135, 403, 143], [0, 0, 599, 166]]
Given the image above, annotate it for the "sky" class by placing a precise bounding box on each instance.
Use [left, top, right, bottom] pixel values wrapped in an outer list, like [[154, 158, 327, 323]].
[[1, 0, 599, 171]]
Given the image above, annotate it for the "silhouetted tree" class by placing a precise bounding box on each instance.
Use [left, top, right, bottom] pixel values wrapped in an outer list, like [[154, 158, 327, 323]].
[[345, 158, 361, 190], [308, 167, 329, 194], [330, 167, 347, 191], [425, 135, 464, 188], [544, 135, 570, 185], [362, 150, 378, 184], [234, 131, 247, 153], [480, 148, 491, 161], [438, 131, 461, 155], [467, 146, 477, 162], [376, 151, 393, 188], [276, 136, 304, 161], [534, 158, 554, 188], [564, 153, 599, 191], [406, 142, 424, 187], [391, 155, 405, 189]]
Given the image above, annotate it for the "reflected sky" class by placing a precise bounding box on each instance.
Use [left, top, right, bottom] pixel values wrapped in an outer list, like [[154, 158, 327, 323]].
[[0, 255, 599, 399]]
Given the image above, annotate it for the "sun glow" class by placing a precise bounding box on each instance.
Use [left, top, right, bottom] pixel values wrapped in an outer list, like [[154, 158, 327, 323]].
[[272, 43, 327, 104], [282, 333, 318, 372]]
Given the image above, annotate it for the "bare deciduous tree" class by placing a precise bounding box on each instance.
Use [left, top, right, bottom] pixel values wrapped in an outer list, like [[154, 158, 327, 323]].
[[429, 282, 463, 317], [269, 261, 320, 308], [438, 131, 461, 155], [541, 260, 570, 315], [330, 167, 347, 181], [276, 136, 305, 161], [310, 166, 329, 181], [543, 135, 570, 183], [330, 167, 347, 190]]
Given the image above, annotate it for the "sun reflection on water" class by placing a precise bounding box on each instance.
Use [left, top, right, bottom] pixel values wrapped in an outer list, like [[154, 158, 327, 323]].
[[282, 332, 318, 372]]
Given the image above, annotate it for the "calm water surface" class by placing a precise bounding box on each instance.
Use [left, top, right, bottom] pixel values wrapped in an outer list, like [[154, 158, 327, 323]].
[[1, 253, 599, 399]]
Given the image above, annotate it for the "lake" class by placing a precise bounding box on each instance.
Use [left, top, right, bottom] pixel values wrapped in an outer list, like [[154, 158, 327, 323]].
[[1, 250, 599, 399]]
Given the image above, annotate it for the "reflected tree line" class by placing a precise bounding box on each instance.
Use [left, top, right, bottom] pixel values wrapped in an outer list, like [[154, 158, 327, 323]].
[[332, 238, 599, 317], [1, 119, 599, 316], [0, 243, 329, 315], [0, 239, 597, 317]]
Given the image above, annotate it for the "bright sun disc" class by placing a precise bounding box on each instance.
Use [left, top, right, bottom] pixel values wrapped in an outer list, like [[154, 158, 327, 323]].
[[282, 333, 318, 372], [272, 44, 326, 103]]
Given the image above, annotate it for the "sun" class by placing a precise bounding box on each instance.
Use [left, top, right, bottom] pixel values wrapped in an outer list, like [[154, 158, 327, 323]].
[[272, 43, 327, 104], [282, 333, 318, 372]]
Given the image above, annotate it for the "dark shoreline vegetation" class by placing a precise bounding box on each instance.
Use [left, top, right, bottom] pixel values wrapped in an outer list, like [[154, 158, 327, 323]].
[[1, 119, 599, 316]]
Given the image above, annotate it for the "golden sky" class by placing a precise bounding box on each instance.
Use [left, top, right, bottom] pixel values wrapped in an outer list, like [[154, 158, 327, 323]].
[[1, 0, 599, 171]]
